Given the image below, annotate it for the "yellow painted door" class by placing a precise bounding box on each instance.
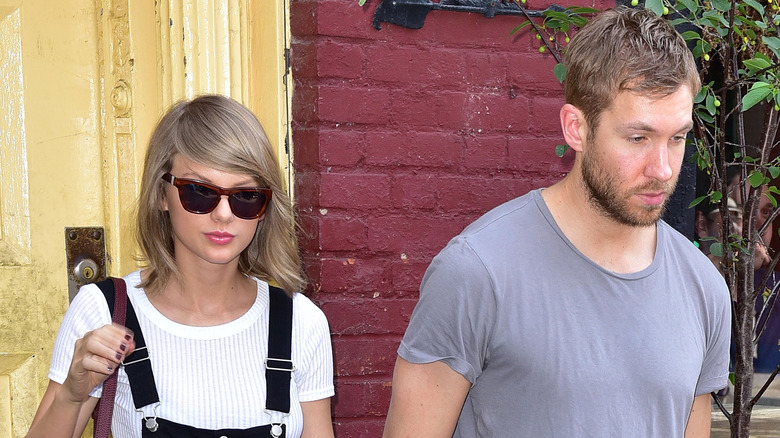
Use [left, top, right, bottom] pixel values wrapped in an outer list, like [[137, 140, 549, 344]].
[[0, 1, 112, 435], [0, 1, 289, 436]]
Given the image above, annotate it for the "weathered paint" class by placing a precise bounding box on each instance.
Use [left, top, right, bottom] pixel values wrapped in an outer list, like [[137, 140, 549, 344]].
[[0, 1, 286, 436]]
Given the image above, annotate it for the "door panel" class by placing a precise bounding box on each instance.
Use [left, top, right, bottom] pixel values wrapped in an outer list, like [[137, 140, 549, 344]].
[[0, 0, 287, 435]]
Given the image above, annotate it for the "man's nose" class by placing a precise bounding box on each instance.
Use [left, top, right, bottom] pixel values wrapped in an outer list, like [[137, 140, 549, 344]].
[[644, 143, 673, 182]]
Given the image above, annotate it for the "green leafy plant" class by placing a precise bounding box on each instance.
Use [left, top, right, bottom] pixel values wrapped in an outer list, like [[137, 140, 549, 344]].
[[514, 1, 780, 436]]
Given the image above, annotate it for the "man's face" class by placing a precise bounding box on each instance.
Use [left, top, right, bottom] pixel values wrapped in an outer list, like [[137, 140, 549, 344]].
[[579, 86, 694, 227]]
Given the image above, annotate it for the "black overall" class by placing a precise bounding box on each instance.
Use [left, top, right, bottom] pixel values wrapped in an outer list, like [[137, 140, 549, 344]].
[[96, 278, 294, 438]]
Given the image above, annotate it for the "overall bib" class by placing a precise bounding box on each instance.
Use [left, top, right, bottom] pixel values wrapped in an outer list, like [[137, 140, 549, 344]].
[[95, 278, 294, 438]]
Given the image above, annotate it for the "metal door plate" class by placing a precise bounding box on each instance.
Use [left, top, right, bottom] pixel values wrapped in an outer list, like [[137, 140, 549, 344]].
[[65, 227, 107, 301]]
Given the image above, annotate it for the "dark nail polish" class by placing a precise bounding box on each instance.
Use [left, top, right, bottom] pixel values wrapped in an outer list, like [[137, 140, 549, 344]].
[[116, 353, 123, 360], [120, 343, 127, 351], [124, 333, 132, 341]]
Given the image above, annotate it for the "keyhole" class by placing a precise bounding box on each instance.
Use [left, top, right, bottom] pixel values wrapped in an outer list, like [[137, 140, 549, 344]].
[[74, 258, 99, 283]]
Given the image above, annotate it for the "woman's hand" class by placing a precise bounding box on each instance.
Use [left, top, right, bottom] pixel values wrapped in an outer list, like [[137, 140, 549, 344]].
[[28, 324, 136, 438], [60, 323, 135, 403]]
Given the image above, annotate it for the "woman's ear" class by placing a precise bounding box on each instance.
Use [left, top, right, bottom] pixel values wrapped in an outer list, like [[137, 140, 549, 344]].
[[160, 190, 170, 212], [560, 104, 587, 152]]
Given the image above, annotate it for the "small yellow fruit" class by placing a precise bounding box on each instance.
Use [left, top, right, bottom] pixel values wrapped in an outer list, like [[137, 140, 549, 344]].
[[775, 104, 780, 111], [662, 6, 669, 14], [704, 54, 710, 61], [539, 46, 546, 53], [631, 0, 639, 5], [714, 99, 721, 107], [536, 33, 542, 40], [565, 36, 570, 43], [549, 36, 555, 42]]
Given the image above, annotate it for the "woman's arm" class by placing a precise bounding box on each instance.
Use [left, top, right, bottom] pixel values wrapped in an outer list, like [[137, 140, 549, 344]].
[[27, 381, 98, 438], [27, 323, 135, 438], [300, 398, 334, 438]]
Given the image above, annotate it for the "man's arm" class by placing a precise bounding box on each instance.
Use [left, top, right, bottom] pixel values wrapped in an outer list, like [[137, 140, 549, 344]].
[[383, 357, 471, 438], [684, 394, 712, 438]]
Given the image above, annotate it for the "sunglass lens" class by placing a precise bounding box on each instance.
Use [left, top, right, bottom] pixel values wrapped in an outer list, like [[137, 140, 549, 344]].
[[229, 191, 267, 219], [180, 183, 220, 213]]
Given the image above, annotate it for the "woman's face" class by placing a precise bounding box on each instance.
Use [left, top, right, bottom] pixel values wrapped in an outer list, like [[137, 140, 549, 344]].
[[161, 154, 262, 271]]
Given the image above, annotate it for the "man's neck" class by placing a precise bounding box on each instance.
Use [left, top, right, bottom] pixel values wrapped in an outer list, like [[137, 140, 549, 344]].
[[541, 175, 659, 274]]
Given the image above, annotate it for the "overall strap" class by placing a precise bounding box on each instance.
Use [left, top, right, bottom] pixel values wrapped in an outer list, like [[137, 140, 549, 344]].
[[121, 292, 161, 409], [92, 277, 128, 438], [265, 286, 294, 413], [94, 276, 161, 410]]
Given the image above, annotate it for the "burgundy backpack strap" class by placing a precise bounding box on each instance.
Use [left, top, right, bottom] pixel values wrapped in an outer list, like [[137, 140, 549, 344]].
[[92, 277, 128, 438]]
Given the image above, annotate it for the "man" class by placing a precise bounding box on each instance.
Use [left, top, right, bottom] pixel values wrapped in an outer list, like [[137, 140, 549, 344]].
[[384, 7, 731, 438], [694, 195, 746, 268], [696, 183, 780, 376]]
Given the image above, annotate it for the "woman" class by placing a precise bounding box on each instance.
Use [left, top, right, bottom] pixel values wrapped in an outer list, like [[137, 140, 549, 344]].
[[28, 95, 334, 438]]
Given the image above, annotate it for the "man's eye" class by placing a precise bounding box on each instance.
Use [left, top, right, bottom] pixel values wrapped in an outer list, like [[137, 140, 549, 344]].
[[629, 136, 645, 143]]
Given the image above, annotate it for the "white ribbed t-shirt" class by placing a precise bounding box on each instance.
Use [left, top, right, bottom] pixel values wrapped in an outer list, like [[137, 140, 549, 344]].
[[49, 270, 334, 438]]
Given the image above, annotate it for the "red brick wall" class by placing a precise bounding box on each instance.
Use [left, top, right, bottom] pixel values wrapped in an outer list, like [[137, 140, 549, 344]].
[[290, 1, 601, 436]]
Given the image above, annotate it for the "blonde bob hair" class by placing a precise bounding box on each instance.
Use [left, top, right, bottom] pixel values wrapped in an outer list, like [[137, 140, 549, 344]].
[[136, 94, 305, 296], [564, 6, 701, 139]]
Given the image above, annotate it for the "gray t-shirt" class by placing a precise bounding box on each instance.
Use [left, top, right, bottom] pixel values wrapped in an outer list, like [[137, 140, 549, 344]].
[[399, 189, 731, 438]]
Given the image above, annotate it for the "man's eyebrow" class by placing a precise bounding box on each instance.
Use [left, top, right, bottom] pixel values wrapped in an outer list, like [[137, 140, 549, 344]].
[[619, 121, 694, 133]]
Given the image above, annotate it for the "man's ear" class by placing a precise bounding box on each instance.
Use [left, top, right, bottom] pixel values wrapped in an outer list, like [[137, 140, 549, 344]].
[[560, 104, 587, 152]]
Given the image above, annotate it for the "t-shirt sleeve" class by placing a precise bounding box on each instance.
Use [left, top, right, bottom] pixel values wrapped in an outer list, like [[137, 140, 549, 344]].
[[398, 237, 497, 384], [49, 283, 112, 397], [292, 295, 335, 402], [695, 278, 732, 396]]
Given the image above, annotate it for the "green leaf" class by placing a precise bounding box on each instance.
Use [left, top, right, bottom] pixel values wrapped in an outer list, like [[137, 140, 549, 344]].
[[694, 87, 707, 104], [359, 0, 366, 5], [566, 7, 600, 14], [729, 372, 736, 385], [555, 144, 569, 157], [697, 110, 715, 123], [545, 18, 564, 30], [677, 0, 699, 14], [766, 192, 778, 208], [743, 85, 773, 112], [510, 20, 533, 35], [553, 63, 567, 83], [770, 166, 780, 179], [703, 10, 731, 27], [755, 52, 772, 64], [681, 30, 700, 42], [689, 194, 709, 208], [569, 16, 589, 27], [711, 0, 732, 11], [749, 170, 766, 188], [710, 242, 724, 257], [711, 191, 723, 203], [744, 0, 766, 16], [645, 0, 664, 16], [706, 93, 717, 115], [769, 185, 780, 195], [744, 57, 772, 73], [763, 36, 780, 59]]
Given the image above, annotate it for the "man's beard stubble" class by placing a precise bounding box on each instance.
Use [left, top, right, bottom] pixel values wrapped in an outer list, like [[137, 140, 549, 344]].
[[580, 148, 677, 228]]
